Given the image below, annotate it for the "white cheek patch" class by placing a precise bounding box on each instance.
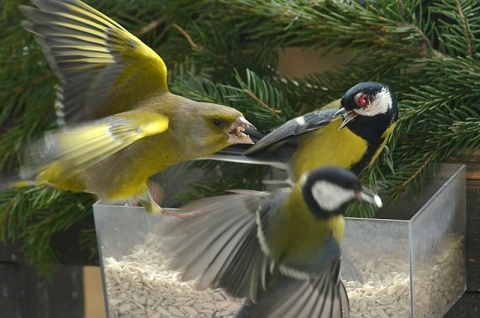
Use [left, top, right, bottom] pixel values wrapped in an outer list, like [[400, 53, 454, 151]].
[[311, 181, 355, 211], [356, 87, 392, 117]]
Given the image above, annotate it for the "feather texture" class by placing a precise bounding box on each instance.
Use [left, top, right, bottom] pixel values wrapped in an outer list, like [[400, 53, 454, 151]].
[[21, 111, 169, 184], [20, 0, 168, 123], [159, 176, 354, 317], [17, 0, 255, 213]]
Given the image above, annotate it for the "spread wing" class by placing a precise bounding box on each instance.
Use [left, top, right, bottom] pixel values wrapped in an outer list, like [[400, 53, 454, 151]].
[[20, 0, 169, 123], [248, 270, 349, 318], [159, 191, 287, 299], [248, 236, 349, 318], [202, 101, 341, 170], [159, 190, 350, 318], [245, 107, 340, 156], [21, 110, 169, 183]]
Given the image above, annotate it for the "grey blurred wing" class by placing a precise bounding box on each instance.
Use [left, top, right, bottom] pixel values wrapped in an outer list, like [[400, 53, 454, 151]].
[[160, 192, 282, 298], [246, 262, 348, 318], [244, 235, 349, 318], [204, 153, 289, 170], [244, 108, 338, 156]]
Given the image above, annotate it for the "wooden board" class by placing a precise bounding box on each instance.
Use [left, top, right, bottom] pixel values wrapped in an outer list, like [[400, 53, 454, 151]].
[[0, 263, 84, 318], [446, 155, 480, 315]]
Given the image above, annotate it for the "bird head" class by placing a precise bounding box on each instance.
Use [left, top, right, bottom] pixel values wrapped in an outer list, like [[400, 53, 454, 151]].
[[334, 82, 398, 130], [188, 102, 255, 153], [301, 166, 382, 219]]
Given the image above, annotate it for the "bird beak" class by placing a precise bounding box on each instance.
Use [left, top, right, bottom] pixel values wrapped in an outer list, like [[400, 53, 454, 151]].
[[333, 107, 346, 118], [333, 107, 358, 131], [227, 117, 256, 145], [356, 186, 383, 208]]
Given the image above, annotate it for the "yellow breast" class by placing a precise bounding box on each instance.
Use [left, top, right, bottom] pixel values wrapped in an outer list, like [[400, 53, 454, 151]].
[[291, 118, 369, 180], [267, 186, 345, 266]]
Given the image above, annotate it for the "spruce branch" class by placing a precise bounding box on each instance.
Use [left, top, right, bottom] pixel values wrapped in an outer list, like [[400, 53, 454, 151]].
[[137, 19, 165, 37], [172, 23, 230, 66], [243, 89, 282, 115], [455, 0, 473, 57], [237, 70, 284, 116], [2, 0, 480, 273], [399, 150, 437, 192]]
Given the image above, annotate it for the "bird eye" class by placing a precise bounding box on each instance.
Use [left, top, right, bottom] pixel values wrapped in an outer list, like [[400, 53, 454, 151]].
[[355, 93, 368, 108], [213, 118, 224, 127]]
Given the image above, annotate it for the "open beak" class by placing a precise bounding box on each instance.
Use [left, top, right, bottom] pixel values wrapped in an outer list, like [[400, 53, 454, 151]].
[[333, 107, 358, 131], [227, 117, 256, 145], [356, 185, 383, 208]]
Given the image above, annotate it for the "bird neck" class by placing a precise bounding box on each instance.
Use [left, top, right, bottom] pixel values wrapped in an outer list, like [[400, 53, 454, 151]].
[[347, 113, 395, 174], [348, 113, 392, 143], [268, 188, 345, 266]]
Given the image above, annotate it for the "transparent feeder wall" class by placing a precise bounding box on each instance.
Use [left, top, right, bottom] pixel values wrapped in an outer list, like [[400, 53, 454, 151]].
[[94, 164, 466, 318], [341, 164, 466, 318]]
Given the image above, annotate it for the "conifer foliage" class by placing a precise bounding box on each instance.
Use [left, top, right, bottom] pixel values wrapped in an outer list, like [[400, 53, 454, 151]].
[[1, 0, 479, 272]]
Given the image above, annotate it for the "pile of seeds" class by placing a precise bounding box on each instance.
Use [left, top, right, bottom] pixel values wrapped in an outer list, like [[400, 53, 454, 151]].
[[343, 236, 464, 318], [103, 234, 464, 317], [103, 233, 242, 318]]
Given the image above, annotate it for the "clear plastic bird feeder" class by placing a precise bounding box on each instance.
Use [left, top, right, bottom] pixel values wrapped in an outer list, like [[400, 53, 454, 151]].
[[341, 164, 466, 317], [94, 164, 466, 318]]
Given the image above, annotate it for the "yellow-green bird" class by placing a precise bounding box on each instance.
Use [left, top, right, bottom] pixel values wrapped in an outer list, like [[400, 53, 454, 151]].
[[209, 82, 398, 182], [160, 166, 383, 317], [17, 0, 255, 214]]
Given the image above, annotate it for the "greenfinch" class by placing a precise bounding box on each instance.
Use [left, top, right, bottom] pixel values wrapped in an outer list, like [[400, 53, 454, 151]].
[[18, 0, 255, 214], [160, 166, 383, 317]]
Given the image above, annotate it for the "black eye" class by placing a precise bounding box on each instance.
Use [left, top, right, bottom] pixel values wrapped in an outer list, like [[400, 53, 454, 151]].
[[213, 118, 223, 127]]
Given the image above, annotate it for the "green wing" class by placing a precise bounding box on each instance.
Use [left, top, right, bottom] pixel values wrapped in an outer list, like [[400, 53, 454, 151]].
[[21, 110, 169, 183], [20, 0, 169, 123]]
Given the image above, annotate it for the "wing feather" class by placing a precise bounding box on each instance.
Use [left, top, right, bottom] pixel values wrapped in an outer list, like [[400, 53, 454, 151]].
[[21, 111, 169, 182], [160, 193, 280, 298], [159, 190, 350, 318], [246, 236, 349, 318], [20, 0, 169, 123], [249, 267, 348, 318], [244, 108, 339, 158]]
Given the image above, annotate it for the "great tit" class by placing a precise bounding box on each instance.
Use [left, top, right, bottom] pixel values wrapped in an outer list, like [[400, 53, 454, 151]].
[[160, 166, 383, 317], [208, 82, 398, 181], [16, 0, 255, 214]]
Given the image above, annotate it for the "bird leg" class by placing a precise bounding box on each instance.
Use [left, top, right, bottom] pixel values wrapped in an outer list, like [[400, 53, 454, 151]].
[[136, 186, 163, 215], [136, 185, 207, 219]]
